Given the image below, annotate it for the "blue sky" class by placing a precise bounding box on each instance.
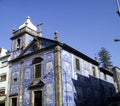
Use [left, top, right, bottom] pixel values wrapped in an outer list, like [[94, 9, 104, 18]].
[[0, 0, 120, 67]]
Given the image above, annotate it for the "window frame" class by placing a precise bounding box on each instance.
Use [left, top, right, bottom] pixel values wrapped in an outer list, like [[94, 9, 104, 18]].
[[92, 66, 96, 77], [0, 74, 6, 82], [16, 38, 21, 50], [32, 89, 43, 106], [10, 96, 18, 106], [75, 58, 80, 71], [34, 62, 42, 79], [104, 73, 107, 80], [0, 88, 5, 96]]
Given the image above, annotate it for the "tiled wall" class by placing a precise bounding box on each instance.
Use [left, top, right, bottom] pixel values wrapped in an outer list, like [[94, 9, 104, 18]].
[[61, 49, 115, 106], [61, 50, 75, 106], [10, 63, 21, 95], [10, 52, 56, 106]]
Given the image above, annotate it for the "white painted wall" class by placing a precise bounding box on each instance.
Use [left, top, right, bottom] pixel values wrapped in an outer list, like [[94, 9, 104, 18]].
[[0, 48, 11, 94], [100, 71, 114, 84], [0, 48, 7, 57]]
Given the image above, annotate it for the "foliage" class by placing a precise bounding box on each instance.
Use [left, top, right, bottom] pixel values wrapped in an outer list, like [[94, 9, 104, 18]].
[[98, 47, 113, 69]]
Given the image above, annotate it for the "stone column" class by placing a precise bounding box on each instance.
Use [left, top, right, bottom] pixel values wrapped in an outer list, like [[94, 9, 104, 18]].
[[54, 45, 62, 106], [7, 63, 12, 106], [19, 60, 24, 106]]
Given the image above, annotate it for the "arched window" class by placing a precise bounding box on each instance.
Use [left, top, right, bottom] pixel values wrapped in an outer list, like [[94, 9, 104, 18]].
[[32, 57, 43, 64], [16, 38, 21, 50]]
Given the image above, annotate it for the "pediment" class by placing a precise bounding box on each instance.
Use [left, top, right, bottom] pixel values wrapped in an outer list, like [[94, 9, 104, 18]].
[[29, 79, 45, 89], [19, 36, 57, 57], [32, 57, 43, 64]]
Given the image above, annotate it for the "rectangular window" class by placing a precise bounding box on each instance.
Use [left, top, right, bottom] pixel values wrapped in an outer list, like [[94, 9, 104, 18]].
[[34, 91, 42, 106], [75, 58, 80, 71], [34, 63, 41, 79], [0, 89, 5, 96], [92, 67, 96, 77], [0, 75, 6, 82], [11, 97, 17, 106], [104, 73, 107, 80]]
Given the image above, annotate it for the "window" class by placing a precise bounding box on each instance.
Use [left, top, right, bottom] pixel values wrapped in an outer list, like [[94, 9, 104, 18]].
[[0, 103, 5, 106], [13, 78, 18, 83], [0, 74, 6, 82], [1, 60, 8, 67], [11, 97, 17, 106], [33, 41, 40, 51], [92, 67, 96, 77], [34, 91, 42, 106], [32, 57, 43, 79], [34, 63, 41, 79], [0, 89, 5, 96], [75, 58, 80, 71], [16, 38, 21, 50], [104, 73, 107, 80]]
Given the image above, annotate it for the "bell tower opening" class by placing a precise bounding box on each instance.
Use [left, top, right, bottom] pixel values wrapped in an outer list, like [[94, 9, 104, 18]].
[[16, 38, 21, 50]]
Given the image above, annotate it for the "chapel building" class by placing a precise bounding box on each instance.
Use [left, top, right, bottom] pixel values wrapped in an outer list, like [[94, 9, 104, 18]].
[[8, 17, 115, 106]]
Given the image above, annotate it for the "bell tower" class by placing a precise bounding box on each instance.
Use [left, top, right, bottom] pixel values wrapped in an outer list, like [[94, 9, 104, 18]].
[[10, 16, 38, 59]]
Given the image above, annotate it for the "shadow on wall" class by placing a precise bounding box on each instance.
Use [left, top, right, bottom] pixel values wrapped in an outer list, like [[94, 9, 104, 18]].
[[72, 74, 115, 106], [108, 92, 120, 106]]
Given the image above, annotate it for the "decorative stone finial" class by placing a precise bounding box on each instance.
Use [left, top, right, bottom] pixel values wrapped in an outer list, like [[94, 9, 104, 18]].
[[37, 22, 43, 37], [54, 30, 59, 41], [25, 16, 30, 25], [27, 16, 30, 19]]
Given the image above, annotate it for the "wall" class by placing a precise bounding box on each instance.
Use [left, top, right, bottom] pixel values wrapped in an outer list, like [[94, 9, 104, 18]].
[[0, 54, 11, 106], [10, 51, 56, 106], [61, 49, 115, 106]]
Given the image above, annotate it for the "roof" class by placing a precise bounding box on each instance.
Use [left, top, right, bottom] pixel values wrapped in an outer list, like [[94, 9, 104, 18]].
[[18, 16, 37, 31], [112, 66, 120, 70], [10, 35, 99, 66], [100, 67, 113, 76], [10, 17, 99, 66], [61, 43, 99, 66]]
